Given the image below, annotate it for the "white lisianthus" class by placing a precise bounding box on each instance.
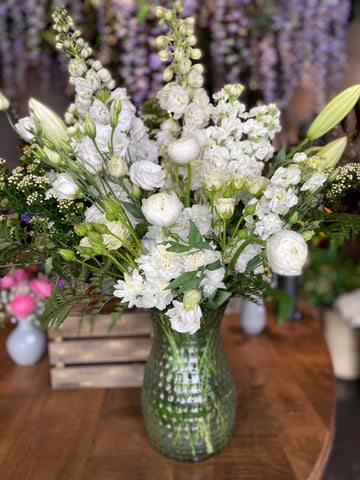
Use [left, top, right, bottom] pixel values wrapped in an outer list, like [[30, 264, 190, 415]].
[[167, 300, 202, 334], [266, 230, 308, 276], [202, 168, 231, 192], [107, 156, 128, 178], [101, 221, 129, 250], [129, 160, 166, 190], [214, 197, 236, 220], [51, 173, 79, 200], [113, 269, 145, 308], [167, 136, 200, 165], [85, 205, 104, 223], [15, 117, 36, 142], [142, 192, 183, 227]]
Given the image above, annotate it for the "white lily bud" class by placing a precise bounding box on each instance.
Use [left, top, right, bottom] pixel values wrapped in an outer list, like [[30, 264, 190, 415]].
[[29, 98, 69, 147], [0, 91, 10, 110]]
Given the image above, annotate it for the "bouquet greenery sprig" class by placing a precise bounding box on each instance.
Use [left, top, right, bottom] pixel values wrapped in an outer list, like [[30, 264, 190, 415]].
[[0, 1, 360, 331]]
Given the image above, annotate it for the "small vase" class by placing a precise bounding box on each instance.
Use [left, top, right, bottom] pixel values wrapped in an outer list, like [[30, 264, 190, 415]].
[[240, 297, 267, 335], [141, 303, 236, 463], [6, 316, 47, 365]]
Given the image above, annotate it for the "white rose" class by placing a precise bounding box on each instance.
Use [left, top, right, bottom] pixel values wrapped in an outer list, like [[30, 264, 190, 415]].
[[15, 116, 36, 142], [129, 161, 165, 190], [51, 173, 79, 200], [167, 301, 202, 334], [266, 230, 308, 276], [142, 192, 183, 227], [167, 136, 200, 165]]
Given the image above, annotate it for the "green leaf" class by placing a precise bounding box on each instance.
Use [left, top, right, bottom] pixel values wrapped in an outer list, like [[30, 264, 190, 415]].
[[207, 289, 232, 310], [166, 243, 192, 253], [176, 276, 202, 294], [189, 220, 202, 247], [122, 201, 144, 219], [194, 241, 214, 251], [165, 271, 197, 290], [206, 259, 222, 271], [135, 221, 150, 237], [268, 287, 296, 325]]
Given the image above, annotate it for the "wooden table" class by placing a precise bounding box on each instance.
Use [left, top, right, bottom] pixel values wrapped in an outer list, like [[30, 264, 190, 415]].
[[0, 305, 335, 480]]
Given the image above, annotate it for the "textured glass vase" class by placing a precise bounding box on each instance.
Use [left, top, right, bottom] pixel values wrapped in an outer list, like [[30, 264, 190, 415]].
[[141, 304, 236, 463]]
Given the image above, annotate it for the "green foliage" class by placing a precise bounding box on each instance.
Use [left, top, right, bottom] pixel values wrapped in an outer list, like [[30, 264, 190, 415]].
[[308, 211, 360, 242]]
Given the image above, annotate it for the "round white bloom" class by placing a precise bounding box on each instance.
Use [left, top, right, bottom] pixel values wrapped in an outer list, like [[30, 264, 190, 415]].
[[141, 278, 174, 310], [51, 173, 79, 200], [136, 244, 183, 281], [214, 197, 236, 220], [167, 136, 200, 165], [167, 301, 202, 334], [129, 161, 165, 191], [113, 269, 144, 308], [266, 230, 308, 276], [184, 103, 209, 129], [271, 165, 301, 187], [15, 117, 36, 142], [75, 78, 94, 98], [142, 192, 183, 227], [68, 58, 87, 78], [293, 152, 308, 164]]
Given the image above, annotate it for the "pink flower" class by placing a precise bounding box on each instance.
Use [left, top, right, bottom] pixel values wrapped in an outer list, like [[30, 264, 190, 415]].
[[0, 274, 16, 289], [29, 278, 52, 298], [9, 294, 36, 318], [0, 269, 29, 288]]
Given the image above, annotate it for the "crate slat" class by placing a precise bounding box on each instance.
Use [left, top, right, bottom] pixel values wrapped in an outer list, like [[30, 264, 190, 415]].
[[48, 309, 152, 339], [50, 364, 145, 389], [48, 337, 152, 365]]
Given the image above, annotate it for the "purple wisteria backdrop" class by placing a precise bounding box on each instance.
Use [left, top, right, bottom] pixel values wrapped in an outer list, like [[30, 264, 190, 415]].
[[0, 0, 352, 113]]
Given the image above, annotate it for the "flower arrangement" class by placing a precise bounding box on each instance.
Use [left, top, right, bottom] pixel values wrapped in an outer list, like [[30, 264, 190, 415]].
[[0, 266, 52, 323], [0, 1, 359, 332]]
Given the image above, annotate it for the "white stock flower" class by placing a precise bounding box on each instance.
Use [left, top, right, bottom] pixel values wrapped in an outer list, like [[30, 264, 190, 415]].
[[129, 160, 165, 190], [167, 136, 200, 165], [142, 192, 183, 227], [233, 242, 264, 274], [266, 230, 308, 276], [113, 269, 144, 308], [158, 84, 189, 119], [15, 117, 36, 142], [89, 99, 110, 124], [300, 172, 328, 192], [68, 58, 87, 78], [184, 103, 209, 128], [75, 78, 94, 98], [167, 301, 202, 334], [51, 173, 79, 200], [270, 165, 301, 187]]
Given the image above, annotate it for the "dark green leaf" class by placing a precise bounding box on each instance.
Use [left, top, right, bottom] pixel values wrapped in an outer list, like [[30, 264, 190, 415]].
[[122, 201, 144, 219], [165, 271, 197, 290], [189, 220, 202, 247]]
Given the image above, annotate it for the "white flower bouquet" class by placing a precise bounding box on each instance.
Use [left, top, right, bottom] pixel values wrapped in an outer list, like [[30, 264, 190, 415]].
[[0, 1, 359, 331]]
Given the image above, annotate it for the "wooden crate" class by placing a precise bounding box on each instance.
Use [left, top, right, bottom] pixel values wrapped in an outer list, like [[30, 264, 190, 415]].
[[47, 301, 153, 390]]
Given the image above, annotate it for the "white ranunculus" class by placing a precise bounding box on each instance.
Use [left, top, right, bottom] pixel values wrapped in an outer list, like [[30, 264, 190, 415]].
[[129, 160, 165, 190], [51, 173, 79, 200], [167, 135, 201, 165], [266, 230, 308, 276], [167, 300, 202, 334], [15, 116, 36, 142], [142, 192, 183, 227]]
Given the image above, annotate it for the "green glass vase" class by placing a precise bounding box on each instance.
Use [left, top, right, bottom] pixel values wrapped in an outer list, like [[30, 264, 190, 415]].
[[141, 303, 236, 462]]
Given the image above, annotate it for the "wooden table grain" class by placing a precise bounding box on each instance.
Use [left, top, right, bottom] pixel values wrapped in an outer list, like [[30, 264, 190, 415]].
[[0, 305, 335, 480]]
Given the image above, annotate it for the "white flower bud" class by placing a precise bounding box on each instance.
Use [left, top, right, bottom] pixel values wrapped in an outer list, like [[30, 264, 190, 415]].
[[155, 6, 165, 17], [167, 135, 200, 165], [183, 290, 201, 310], [107, 155, 128, 178], [179, 58, 192, 74], [29, 98, 69, 147], [163, 66, 174, 82], [0, 91, 10, 110], [158, 50, 170, 62], [155, 35, 169, 48], [186, 35, 197, 46], [190, 48, 202, 60], [214, 197, 236, 220]]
